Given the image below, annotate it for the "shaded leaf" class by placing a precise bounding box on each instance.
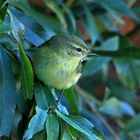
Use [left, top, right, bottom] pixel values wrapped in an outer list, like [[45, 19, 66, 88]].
[[44, 0, 66, 27], [114, 58, 140, 91], [97, 0, 139, 21], [62, 4, 76, 33], [99, 97, 135, 117], [0, 47, 16, 136], [0, 24, 10, 34], [34, 81, 49, 110], [83, 36, 119, 77], [82, 6, 99, 44], [94, 47, 140, 59], [123, 113, 140, 134], [64, 88, 79, 114], [23, 106, 47, 140], [107, 79, 140, 109], [62, 128, 73, 140], [46, 113, 60, 140]]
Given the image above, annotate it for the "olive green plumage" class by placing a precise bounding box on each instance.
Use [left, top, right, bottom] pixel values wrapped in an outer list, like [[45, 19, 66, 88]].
[[33, 34, 89, 90]]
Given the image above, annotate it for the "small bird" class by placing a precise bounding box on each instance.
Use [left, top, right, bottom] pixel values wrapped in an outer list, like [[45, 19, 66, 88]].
[[33, 34, 95, 104]]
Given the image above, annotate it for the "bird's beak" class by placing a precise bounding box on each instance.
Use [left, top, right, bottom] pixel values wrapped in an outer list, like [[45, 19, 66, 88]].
[[87, 51, 98, 57]]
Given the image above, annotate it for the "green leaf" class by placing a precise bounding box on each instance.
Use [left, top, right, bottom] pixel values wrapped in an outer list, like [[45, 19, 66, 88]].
[[55, 110, 101, 140], [99, 97, 135, 117], [83, 36, 119, 77], [62, 4, 76, 33], [34, 81, 49, 110], [64, 88, 79, 114], [31, 131, 47, 140], [0, 47, 16, 136], [94, 47, 140, 59], [9, 6, 52, 46], [23, 106, 47, 140], [12, 112, 22, 131], [46, 113, 60, 140], [123, 113, 140, 134], [97, 0, 139, 21], [19, 44, 34, 99], [34, 82, 56, 109], [8, 9, 25, 44], [0, 24, 10, 34], [82, 6, 99, 44], [114, 58, 140, 91], [8, 10, 34, 99], [0, 0, 7, 21], [107, 79, 140, 109], [62, 128, 73, 140], [44, 0, 66, 27]]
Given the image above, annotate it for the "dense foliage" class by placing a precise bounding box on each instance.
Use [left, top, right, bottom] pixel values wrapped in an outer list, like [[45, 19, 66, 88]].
[[0, 0, 140, 140]]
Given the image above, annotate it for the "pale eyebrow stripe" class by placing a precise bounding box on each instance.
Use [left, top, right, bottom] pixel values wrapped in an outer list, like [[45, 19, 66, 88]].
[[72, 44, 88, 51]]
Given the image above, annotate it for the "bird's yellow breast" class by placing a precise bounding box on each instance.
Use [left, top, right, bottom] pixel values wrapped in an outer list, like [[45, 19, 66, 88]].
[[34, 53, 82, 90]]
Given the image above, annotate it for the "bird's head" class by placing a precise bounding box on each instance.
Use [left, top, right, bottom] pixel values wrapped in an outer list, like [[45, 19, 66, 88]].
[[47, 34, 96, 59]]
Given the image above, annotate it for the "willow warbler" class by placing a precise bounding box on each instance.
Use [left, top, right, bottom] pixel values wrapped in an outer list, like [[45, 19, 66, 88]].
[[33, 34, 92, 90]]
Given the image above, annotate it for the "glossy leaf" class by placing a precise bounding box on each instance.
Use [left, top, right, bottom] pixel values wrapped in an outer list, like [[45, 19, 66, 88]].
[[23, 106, 47, 140], [8, 10, 34, 99], [0, 47, 16, 136], [64, 88, 78, 114], [55, 110, 101, 140], [9, 6, 51, 46], [46, 113, 60, 140], [34, 81, 49, 110]]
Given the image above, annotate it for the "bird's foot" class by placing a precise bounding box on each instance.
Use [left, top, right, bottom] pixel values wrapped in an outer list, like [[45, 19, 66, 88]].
[[48, 100, 59, 113]]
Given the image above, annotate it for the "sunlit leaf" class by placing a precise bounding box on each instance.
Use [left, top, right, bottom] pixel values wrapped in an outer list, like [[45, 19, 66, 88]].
[[9, 6, 51, 46], [55, 110, 101, 140], [23, 106, 47, 140]]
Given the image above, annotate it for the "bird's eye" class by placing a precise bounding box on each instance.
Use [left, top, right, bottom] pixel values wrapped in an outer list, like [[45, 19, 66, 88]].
[[76, 48, 82, 52]]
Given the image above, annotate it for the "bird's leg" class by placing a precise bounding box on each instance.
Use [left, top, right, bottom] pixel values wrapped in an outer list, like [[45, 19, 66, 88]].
[[56, 89, 64, 105], [48, 89, 64, 113]]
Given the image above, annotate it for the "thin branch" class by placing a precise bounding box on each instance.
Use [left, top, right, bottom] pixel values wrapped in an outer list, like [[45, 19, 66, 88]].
[[75, 85, 120, 140]]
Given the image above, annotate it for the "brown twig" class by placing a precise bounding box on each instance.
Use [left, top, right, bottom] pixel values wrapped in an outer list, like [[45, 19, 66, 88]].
[[75, 85, 120, 140]]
